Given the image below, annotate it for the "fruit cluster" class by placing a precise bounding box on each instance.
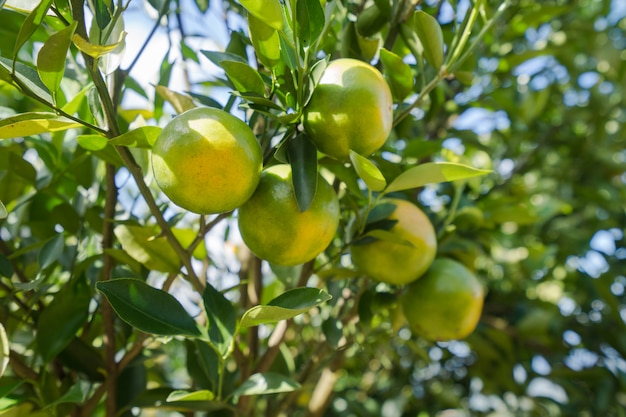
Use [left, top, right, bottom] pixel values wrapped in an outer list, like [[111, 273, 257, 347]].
[[150, 58, 483, 342]]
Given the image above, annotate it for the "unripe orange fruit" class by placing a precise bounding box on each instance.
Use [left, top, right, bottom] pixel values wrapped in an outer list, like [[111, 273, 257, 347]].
[[151, 107, 262, 214], [303, 58, 393, 159], [351, 199, 437, 285], [237, 165, 340, 266], [401, 258, 484, 341]]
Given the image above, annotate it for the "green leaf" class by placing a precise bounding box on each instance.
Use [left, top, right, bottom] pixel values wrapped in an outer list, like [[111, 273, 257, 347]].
[[303, 57, 329, 107], [36, 22, 77, 97], [57, 337, 106, 382], [296, 0, 325, 48], [356, 3, 389, 37], [186, 339, 219, 391], [0, 200, 7, 220], [202, 284, 236, 355], [232, 372, 300, 397], [350, 150, 386, 192], [239, 0, 283, 30], [36, 278, 91, 362], [0, 57, 52, 103], [96, 278, 202, 337], [413, 10, 444, 69], [0, 112, 82, 139], [166, 390, 215, 402], [366, 202, 396, 224], [279, 35, 298, 71], [154, 85, 196, 115], [114, 224, 181, 273], [109, 126, 162, 148], [359, 229, 414, 247], [200, 50, 248, 66], [379, 48, 413, 101], [38, 233, 64, 270], [240, 287, 331, 327], [93, 0, 112, 30], [77, 134, 108, 151], [0, 322, 8, 378], [287, 134, 318, 212], [130, 388, 229, 413], [234, 91, 283, 110], [221, 60, 266, 96], [248, 14, 280, 69], [14, 0, 53, 57], [383, 162, 491, 194]]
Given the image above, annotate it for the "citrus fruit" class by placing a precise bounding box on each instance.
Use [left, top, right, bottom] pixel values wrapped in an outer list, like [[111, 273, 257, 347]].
[[237, 165, 340, 266], [454, 206, 484, 232], [303, 58, 393, 160], [151, 107, 262, 214], [400, 258, 484, 341], [351, 199, 437, 285]]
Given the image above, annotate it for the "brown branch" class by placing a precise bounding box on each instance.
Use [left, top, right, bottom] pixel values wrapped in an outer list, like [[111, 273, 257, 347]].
[[101, 164, 119, 417], [115, 146, 204, 292], [9, 350, 39, 380]]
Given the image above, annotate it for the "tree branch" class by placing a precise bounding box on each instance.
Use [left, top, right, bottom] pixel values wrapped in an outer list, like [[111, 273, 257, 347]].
[[101, 164, 119, 417]]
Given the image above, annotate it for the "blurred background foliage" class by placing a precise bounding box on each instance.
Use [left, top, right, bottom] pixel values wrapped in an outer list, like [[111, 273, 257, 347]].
[[0, 0, 625, 416]]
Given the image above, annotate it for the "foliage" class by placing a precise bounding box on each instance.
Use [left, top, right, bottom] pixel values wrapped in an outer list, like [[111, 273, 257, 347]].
[[0, 0, 625, 416]]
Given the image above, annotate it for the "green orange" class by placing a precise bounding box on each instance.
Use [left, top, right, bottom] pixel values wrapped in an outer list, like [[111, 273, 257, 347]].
[[303, 58, 393, 160], [151, 107, 262, 214], [401, 258, 484, 341], [351, 199, 437, 285], [237, 165, 340, 266]]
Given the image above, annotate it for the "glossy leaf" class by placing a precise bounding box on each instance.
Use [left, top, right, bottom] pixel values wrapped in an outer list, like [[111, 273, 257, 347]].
[[350, 150, 386, 191], [202, 284, 236, 355], [379, 48, 413, 101], [0, 322, 8, 378], [186, 339, 219, 391], [0, 57, 52, 103], [109, 126, 161, 148], [296, 0, 325, 47], [240, 288, 331, 327], [356, 4, 388, 37], [0, 112, 82, 139], [130, 388, 229, 413], [383, 162, 491, 194], [239, 0, 283, 30], [287, 134, 318, 212], [0, 200, 6, 219], [114, 224, 180, 273], [248, 13, 280, 69], [154, 86, 196, 115], [232, 372, 300, 397], [96, 278, 202, 337], [413, 10, 444, 69], [93, 0, 112, 30], [221, 60, 266, 96], [38, 233, 64, 270], [57, 337, 106, 382], [36, 22, 76, 97], [200, 50, 248, 66], [77, 134, 108, 151], [365, 201, 396, 224], [359, 229, 414, 247], [13, 0, 53, 56], [166, 390, 215, 402], [36, 278, 91, 362]]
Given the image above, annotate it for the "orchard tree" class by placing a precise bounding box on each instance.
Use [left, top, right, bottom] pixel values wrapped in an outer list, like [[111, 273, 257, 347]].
[[1, 0, 625, 416]]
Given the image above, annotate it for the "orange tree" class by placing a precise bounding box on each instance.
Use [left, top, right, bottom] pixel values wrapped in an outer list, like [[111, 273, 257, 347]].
[[1, 0, 625, 416]]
